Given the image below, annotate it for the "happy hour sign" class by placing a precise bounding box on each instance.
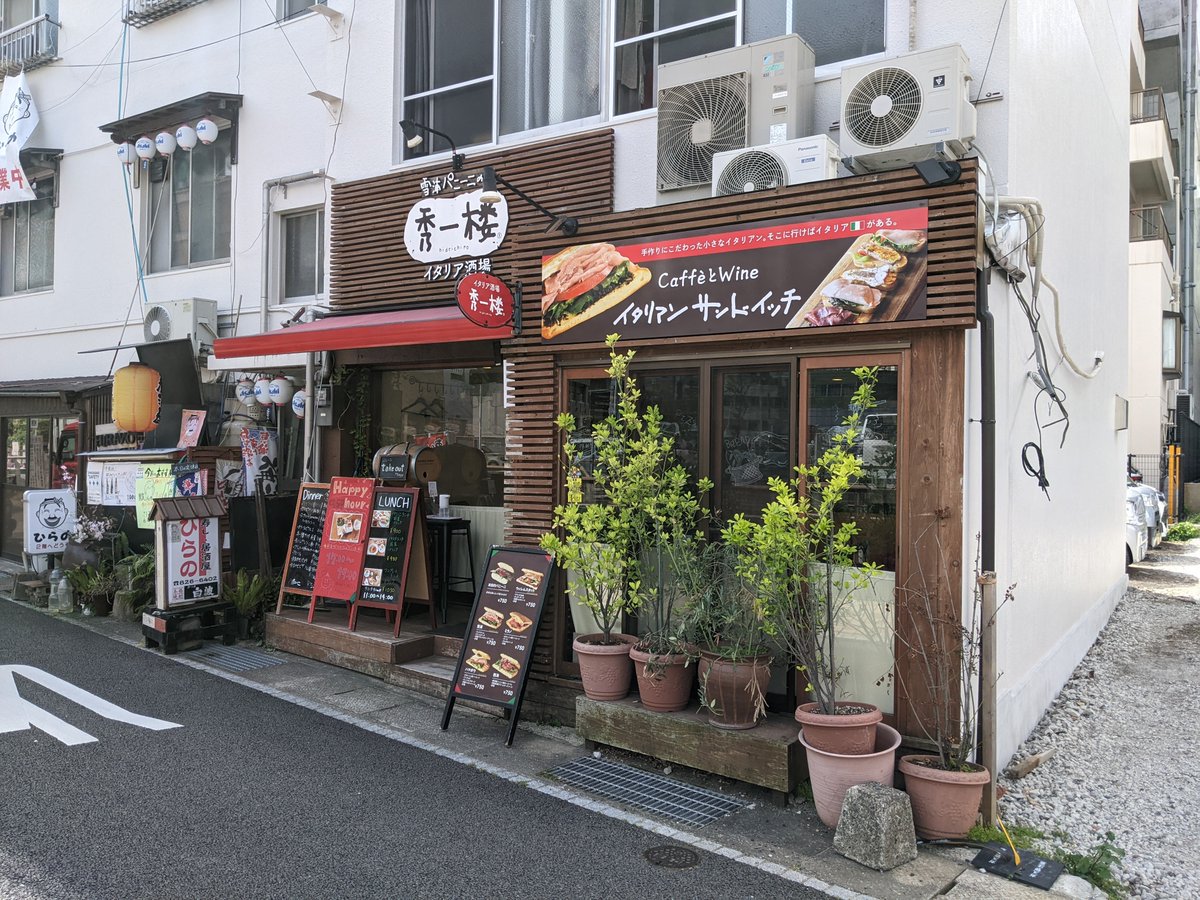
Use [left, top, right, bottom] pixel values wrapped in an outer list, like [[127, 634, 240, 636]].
[[312, 476, 374, 601]]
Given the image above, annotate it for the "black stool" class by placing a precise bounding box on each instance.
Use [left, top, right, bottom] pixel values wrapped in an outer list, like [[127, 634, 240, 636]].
[[428, 517, 476, 621]]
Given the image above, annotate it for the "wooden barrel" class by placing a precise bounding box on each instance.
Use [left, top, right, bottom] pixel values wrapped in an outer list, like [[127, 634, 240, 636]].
[[371, 443, 414, 481], [409, 444, 444, 485]]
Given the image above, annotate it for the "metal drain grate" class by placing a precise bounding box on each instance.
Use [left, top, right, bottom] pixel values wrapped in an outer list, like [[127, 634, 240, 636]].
[[190, 644, 284, 672], [644, 845, 700, 868], [548, 757, 746, 827]]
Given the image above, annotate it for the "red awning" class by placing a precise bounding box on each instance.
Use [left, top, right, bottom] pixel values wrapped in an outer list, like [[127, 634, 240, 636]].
[[212, 307, 510, 359]]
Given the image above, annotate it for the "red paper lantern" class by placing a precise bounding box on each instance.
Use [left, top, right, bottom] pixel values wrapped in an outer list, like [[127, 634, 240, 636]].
[[112, 363, 161, 432]]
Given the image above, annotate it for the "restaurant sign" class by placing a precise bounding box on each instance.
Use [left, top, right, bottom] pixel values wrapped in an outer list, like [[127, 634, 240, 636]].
[[540, 203, 929, 344], [404, 178, 509, 284], [164, 516, 220, 606]]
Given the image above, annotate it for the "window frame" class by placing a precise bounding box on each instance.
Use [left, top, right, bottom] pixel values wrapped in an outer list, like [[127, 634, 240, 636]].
[[144, 127, 234, 274], [279, 206, 326, 304], [0, 162, 56, 297], [1163, 310, 1183, 379], [277, 0, 316, 21]]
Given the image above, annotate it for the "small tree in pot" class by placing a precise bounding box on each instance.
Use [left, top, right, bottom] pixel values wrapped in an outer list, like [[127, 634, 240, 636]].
[[722, 366, 883, 753]]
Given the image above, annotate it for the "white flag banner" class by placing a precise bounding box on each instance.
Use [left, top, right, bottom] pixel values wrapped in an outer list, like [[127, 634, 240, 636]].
[[0, 72, 39, 203]]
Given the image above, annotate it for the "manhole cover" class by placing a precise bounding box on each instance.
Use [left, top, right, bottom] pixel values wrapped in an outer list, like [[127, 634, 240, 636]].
[[644, 845, 700, 868]]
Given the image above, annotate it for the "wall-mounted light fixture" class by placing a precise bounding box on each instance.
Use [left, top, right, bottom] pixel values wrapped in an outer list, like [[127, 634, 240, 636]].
[[480, 165, 578, 236], [399, 118, 465, 170]]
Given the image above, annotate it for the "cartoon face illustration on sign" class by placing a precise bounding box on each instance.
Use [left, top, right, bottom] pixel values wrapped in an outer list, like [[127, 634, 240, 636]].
[[36, 496, 68, 529], [2, 87, 31, 146]]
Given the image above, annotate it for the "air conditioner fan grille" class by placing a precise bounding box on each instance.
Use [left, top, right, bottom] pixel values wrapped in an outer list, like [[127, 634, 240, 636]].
[[844, 67, 922, 148], [715, 150, 788, 195], [657, 72, 749, 190]]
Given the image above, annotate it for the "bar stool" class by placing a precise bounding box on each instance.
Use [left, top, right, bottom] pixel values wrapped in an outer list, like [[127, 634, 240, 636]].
[[427, 517, 477, 622]]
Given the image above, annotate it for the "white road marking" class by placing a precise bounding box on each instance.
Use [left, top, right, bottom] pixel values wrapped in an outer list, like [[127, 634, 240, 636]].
[[0, 664, 181, 746]]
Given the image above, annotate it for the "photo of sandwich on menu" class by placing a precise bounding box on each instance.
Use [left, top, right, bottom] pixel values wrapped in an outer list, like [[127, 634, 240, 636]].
[[541, 243, 651, 340], [789, 228, 927, 329], [331, 513, 363, 542], [477, 607, 504, 630], [505, 611, 533, 633], [515, 567, 544, 590], [466, 648, 491, 674], [489, 561, 514, 585], [492, 654, 521, 680]]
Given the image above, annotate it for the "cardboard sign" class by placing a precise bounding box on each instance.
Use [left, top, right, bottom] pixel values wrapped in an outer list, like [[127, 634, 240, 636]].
[[277, 483, 330, 609], [135, 463, 175, 529], [348, 487, 434, 635], [441, 546, 555, 746], [161, 516, 221, 608], [22, 490, 76, 555], [311, 476, 374, 602]]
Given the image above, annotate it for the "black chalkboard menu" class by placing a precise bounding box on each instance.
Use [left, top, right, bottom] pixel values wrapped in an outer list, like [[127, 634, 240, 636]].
[[441, 546, 555, 746], [347, 486, 434, 636], [276, 483, 329, 612], [377, 454, 409, 482]]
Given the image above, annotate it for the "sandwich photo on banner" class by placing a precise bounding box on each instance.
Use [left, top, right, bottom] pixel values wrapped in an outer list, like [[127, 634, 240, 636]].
[[540, 243, 651, 340]]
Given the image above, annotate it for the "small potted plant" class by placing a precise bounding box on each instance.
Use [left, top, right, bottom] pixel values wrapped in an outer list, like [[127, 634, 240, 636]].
[[68, 565, 120, 617], [113, 549, 155, 621], [896, 533, 1012, 839], [226, 569, 275, 641]]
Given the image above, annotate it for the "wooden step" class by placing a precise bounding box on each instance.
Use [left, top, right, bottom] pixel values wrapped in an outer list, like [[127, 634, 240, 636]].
[[265, 610, 436, 679], [387, 655, 503, 717]]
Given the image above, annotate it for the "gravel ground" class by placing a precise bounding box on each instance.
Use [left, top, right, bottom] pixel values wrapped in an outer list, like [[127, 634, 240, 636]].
[[998, 539, 1200, 900]]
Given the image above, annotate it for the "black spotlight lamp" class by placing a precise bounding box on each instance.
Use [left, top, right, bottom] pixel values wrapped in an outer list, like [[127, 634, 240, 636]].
[[481, 165, 578, 237], [399, 118, 465, 171], [914, 157, 962, 187]]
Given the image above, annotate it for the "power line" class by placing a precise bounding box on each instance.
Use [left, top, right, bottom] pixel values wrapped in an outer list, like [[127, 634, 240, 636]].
[[50, 17, 283, 69], [261, 0, 319, 93]]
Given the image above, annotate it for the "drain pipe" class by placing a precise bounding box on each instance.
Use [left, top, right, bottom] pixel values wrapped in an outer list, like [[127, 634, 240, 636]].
[[1181, 0, 1197, 397], [259, 169, 327, 332], [975, 265, 998, 823]]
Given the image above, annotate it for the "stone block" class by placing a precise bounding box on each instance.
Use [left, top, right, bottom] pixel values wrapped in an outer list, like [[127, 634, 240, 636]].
[[833, 781, 918, 871]]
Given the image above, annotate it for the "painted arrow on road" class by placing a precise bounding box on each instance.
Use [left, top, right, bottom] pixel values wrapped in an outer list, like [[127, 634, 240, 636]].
[[0, 664, 181, 746]]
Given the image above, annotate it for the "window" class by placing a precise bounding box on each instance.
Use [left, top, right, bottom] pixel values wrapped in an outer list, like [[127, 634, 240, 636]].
[[0, 0, 36, 30], [278, 0, 315, 19], [0, 171, 54, 295], [282, 209, 324, 301], [146, 128, 232, 272], [1163, 311, 1182, 378], [745, 0, 885, 68]]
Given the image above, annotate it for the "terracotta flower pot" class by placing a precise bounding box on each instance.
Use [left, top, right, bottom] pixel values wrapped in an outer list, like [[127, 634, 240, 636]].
[[630, 647, 694, 712], [800, 723, 901, 828], [699, 651, 773, 730], [795, 701, 882, 754], [899, 755, 990, 839], [573, 633, 637, 701]]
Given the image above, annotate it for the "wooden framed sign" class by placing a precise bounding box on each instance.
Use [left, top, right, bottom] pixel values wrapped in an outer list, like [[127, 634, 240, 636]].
[[347, 486, 435, 635], [311, 476, 375, 609], [276, 482, 329, 613], [441, 546, 555, 746]]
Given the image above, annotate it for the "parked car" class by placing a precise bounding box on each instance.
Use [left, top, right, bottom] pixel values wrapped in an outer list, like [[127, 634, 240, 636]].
[[1129, 481, 1167, 549], [1126, 487, 1149, 567]]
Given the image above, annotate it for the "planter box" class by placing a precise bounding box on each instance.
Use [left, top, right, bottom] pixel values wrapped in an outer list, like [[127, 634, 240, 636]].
[[575, 696, 806, 804]]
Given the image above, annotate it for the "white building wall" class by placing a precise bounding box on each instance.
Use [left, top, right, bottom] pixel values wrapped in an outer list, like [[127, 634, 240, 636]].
[[1128, 240, 1174, 453]]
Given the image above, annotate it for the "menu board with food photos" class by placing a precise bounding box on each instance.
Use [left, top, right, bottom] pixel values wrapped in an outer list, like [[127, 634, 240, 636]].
[[347, 486, 434, 636], [441, 546, 555, 746], [277, 483, 330, 612], [311, 476, 375, 607]]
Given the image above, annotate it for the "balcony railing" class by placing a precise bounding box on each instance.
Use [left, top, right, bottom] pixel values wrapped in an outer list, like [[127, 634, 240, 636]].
[[123, 0, 209, 28], [1130, 205, 1174, 255], [0, 9, 59, 76], [1131, 88, 1169, 126]]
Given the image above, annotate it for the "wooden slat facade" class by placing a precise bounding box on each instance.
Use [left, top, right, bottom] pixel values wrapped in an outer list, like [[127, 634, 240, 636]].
[[329, 130, 616, 313]]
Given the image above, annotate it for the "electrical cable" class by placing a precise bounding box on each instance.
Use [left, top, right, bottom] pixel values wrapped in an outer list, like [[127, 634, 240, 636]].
[[975, 0, 1009, 102], [260, 0, 319, 93], [51, 17, 283, 69], [1021, 440, 1050, 499], [41, 30, 124, 114]]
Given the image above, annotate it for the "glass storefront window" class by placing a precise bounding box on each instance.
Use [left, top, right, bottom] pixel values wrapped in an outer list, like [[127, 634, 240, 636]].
[[377, 367, 506, 507], [1, 415, 52, 558], [716, 367, 791, 522]]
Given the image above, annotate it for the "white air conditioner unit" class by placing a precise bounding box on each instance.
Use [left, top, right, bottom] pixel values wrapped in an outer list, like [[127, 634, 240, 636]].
[[656, 34, 816, 192], [711, 135, 840, 196], [143, 298, 219, 355], [839, 44, 976, 173]]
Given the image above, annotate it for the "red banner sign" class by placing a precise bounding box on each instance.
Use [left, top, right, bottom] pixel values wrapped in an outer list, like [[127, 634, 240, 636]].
[[456, 273, 514, 327], [540, 202, 928, 344], [312, 476, 375, 601]]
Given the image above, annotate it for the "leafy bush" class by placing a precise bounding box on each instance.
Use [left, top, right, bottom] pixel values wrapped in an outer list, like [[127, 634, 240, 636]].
[[1165, 518, 1199, 542]]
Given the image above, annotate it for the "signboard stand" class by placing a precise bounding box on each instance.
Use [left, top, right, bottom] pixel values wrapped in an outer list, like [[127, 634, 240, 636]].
[[441, 546, 555, 746], [310, 476, 376, 621], [348, 486, 436, 635], [277, 483, 330, 613]]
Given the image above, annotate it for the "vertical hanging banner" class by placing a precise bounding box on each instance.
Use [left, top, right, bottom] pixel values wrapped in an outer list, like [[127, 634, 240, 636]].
[[311, 476, 375, 603], [0, 72, 39, 203]]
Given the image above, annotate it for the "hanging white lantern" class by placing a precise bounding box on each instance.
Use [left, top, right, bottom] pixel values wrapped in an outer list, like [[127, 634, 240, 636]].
[[155, 131, 177, 156], [235, 378, 257, 407], [268, 376, 294, 406], [291, 390, 307, 419], [134, 137, 156, 160], [175, 124, 198, 151], [253, 377, 273, 406], [195, 119, 219, 144], [116, 142, 135, 165]]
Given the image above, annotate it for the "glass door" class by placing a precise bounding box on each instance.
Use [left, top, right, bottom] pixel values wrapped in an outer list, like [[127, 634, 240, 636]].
[[712, 366, 793, 523], [800, 359, 901, 714]]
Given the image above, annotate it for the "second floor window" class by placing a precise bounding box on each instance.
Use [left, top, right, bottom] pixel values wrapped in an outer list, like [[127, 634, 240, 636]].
[[278, 0, 315, 20], [0, 0, 37, 30], [146, 128, 232, 273], [0, 173, 54, 296], [282, 208, 324, 301]]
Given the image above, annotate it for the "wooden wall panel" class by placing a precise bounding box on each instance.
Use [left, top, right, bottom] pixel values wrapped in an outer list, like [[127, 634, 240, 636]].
[[329, 131, 615, 313]]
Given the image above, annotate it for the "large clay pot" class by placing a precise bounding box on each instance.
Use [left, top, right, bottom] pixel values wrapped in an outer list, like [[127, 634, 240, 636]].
[[630, 647, 694, 712], [800, 723, 901, 828], [573, 633, 637, 701], [795, 701, 882, 754], [699, 652, 773, 730], [899, 755, 990, 839]]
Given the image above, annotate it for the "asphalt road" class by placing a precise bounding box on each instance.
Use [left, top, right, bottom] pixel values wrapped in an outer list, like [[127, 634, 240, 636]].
[[0, 601, 823, 900]]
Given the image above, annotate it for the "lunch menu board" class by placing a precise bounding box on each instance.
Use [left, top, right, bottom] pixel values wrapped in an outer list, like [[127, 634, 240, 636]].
[[441, 546, 555, 746], [348, 486, 435, 636], [277, 483, 329, 611]]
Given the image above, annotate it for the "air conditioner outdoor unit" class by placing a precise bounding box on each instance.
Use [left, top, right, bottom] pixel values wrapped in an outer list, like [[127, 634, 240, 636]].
[[839, 44, 976, 173], [143, 298, 219, 355], [656, 34, 815, 192], [711, 135, 840, 196]]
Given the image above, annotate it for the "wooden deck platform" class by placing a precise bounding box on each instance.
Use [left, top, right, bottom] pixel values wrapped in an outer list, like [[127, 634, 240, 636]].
[[575, 696, 806, 803]]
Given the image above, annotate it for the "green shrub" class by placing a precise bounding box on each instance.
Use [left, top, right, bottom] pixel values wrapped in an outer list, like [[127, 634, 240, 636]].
[[1165, 518, 1200, 542]]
